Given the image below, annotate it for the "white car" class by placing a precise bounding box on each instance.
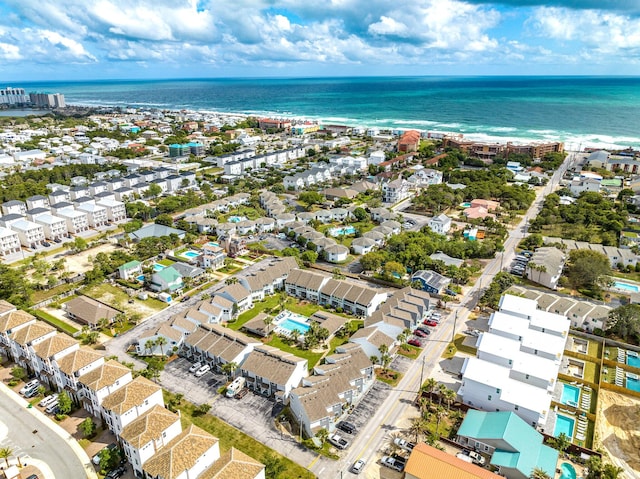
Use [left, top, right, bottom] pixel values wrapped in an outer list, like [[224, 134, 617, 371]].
[[20, 379, 39, 395], [194, 364, 211, 377], [351, 459, 365, 474], [39, 394, 58, 408], [189, 362, 202, 373]]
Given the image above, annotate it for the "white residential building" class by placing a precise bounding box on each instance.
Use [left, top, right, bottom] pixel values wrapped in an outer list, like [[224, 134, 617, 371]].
[[0, 227, 21, 256], [32, 214, 68, 241], [96, 198, 127, 223], [54, 207, 90, 234], [7, 219, 45, 248], [75, 201, 108, 228], [77, 360, 133, 417], [458, 295, 569, 427], [429, 214, 452, 235]]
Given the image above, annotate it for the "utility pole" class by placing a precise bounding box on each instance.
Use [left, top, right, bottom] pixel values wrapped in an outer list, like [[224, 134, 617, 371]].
[[452, 309, 458, 343], [419, 355, 426, 390]]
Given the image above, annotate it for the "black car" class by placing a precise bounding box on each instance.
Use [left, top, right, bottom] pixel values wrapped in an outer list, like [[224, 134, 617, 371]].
[[42, 242, 51, 247], [337, 421, 357, 434], [105, 465, 126, 479], [416, 326, 431, 335]]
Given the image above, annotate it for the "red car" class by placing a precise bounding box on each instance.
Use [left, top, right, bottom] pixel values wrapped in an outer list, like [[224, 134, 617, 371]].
[[424, 320, 438, 327], [414, 330, 428, 338], [408, 339, 423, 347]]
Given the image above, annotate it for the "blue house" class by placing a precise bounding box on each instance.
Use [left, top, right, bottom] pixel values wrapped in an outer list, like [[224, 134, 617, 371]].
[[411, 270, 451, 295], [457, 410, 558, 479]]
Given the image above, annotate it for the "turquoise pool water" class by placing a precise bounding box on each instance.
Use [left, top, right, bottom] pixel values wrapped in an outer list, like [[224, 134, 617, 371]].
[[153, 263, 165, 272], [228, 216, 246, 223], [627, 375, 640, 392], [460, 202, 472, 208], [614, 281, 639, 293], [561, 384, 580, 406], [627, 352, 640, 368], [554, 414, 575, 439], [560, 462, 577, 479], [206, 241, 220, 247], [182, 250, 200, 258], [330, 226, 356, 236], [279, 318, 311, 334], [136, 274, 145, 281]]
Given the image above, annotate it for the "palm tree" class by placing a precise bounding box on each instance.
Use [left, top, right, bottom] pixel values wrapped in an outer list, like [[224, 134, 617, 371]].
[[316, 428, 329, 445], [289, 328, 301, 343], [442, 387, 457, 411], [554, 432, 571, 456], [530, 467, 552, 479], [423, 377, 438, 406], [437, 383, 448, 406], [225, 277, 239, 285], [263, 315, 274, 335], [221, 361, 238, 379], [408, 417, 427, 443], [145, 339, 155, 355], [380, 353, 392, 372], [155, 336, 168, 357], [434, 406, 447, 436], [0, 447, 12, 468]]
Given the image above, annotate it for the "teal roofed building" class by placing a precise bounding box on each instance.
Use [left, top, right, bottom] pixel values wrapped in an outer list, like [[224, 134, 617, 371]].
[[456, 410, 558, 479], [149, 266, 184, 293]]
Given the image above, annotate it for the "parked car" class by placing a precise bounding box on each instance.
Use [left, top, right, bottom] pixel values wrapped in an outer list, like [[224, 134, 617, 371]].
[[42, 242, 51, 247], [92, 443, 118, 465], [38, 394, 58, 408], [180, 295, 191, 302], [20, 379, 39, 395], [234, 388, 249, 399], [105, 465, 127, 479], [24, 387, 40, 398], [414, 330, 428, 338], [328, 433, 350, 450], [336, 421, 357, 434], [45, 401, 60, 414], [25, 475, 39, 479], [381, 456, 404, 472], [408, 339, 423, 347], [194, 364, 211, 377], [424, 319, 438, 327], [350, 459, 365, 474], [416, 326, 431, 335], [461, 449, 486, 465], [393, 437, 416, 451], [189, 362, 202, 373]]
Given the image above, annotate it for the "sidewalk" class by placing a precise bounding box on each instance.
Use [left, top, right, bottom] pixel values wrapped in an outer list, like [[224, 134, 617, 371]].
[[0, 382, 98, 479]]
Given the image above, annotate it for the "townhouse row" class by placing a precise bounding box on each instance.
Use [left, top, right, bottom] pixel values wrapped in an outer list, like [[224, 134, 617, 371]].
[[0, 301, 265, 479]]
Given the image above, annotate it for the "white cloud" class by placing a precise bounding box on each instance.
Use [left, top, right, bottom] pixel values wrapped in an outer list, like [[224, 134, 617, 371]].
[[369, 16, 408, 36], [0, 42, 21, 60]]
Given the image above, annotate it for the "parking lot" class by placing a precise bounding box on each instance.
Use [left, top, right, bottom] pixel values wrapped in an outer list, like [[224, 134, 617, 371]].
[[161, 357, 227, 404]]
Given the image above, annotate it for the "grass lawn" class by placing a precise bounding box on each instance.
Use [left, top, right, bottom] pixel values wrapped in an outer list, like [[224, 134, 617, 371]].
[[229, 295, 280, 331], [376, 368, 402, 387], [31, 282, 77, 303], [398, 344, 421, 360], [31, 310, 79, 335], [451, 334, 477, 356], [284, 298, 321, 317], [80, 283, 166, 315], [583, 360, 599, 384], [163, 391, 314, 479], [157, 258, 176, 266], [267, 335, 324, 370]]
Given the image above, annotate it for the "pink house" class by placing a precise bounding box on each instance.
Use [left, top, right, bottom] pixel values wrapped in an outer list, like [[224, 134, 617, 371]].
[[470, 199, 500, 211], [463, 206, 495, 220]]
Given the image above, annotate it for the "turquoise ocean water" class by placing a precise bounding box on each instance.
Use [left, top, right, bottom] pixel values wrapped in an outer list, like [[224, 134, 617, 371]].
[[18, 76, 640, 149]]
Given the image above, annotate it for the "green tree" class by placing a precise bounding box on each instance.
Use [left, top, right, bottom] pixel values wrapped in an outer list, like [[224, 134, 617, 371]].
[[72, 236, 88, 252], [57, 391, 72, 415], [300, 250, 318, 263], [154, 213, 174, 227], [155, 336, 168, 356], [79, 417, 97, 438], [10, 366, 26, 381], [553, 432, 571, 456], [298, 191, 324, 210], [607, 304, 640, 344], [0, 264, 33, 307], [566, 249, 612, 292], [530, 467, 552, 479], [0, 447, 12, 468], [353, 207, 369, 222], [263, 453, 286, 479], [144, 183, 163, 200], [220, 361, 238, 379], [383, 261, 405, 279]]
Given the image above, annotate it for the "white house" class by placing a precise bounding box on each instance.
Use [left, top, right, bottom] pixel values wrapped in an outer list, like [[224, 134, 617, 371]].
[[429, 214, 452, 235], [351, 237, 376, 255], [324, 244, 349, 263], [77, 359, 133, 417], [101, 376, 164, 436], [0, 227, 21, 256]]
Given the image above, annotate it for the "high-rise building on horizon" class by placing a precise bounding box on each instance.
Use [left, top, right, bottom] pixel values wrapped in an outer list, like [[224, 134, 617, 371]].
[[0, 87, 30, 105]]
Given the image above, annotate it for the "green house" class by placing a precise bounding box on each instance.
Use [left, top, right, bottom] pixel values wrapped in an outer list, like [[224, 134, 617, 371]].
[[149, 266, 183, 293], [118, 260, 143, 281], [457, 410, 558, 479]]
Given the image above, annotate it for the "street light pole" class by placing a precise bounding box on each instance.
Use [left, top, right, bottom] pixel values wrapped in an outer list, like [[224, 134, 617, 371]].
[[452, 310, 458, 343]]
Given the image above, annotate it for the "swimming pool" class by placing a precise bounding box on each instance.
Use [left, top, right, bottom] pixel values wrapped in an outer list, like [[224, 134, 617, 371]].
[[206, 241, 220, 247], [275, 311, 311, 336], [554, 414, 575, 439], [561, 384, 580, 407], [136, 274, 145, 281], [627, 351, 640, 369], [329, 226, 356, 237], [627, 374, 640, 392], [153, 263, 166, 272], [559, 462, 577, 479], [460, 202, 472, 208], [181, 250, 200, 259], [614, 281, 639, 293], [228, 216, 246, 223]]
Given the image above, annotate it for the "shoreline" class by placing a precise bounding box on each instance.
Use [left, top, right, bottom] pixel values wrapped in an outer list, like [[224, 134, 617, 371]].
[[11, 98, 640, 151]]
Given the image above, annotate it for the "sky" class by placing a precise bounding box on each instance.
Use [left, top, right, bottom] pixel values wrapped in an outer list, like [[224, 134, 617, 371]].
[[1, 0, 640, 80]]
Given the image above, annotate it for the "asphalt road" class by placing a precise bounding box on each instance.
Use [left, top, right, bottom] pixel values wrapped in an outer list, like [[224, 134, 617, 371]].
[[0, 390, 90, 479], [318, 154, 575, 478]]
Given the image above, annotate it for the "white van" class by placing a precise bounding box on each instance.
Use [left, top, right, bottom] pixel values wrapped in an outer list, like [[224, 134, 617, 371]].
[[194, 364, 211, 377]]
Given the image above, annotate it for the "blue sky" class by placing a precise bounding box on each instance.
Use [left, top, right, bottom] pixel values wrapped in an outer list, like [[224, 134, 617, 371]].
[[1, 0, 639, 80]]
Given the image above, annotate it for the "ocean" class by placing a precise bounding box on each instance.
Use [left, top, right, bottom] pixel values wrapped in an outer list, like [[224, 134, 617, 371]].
[[17, 76, 640, 149]]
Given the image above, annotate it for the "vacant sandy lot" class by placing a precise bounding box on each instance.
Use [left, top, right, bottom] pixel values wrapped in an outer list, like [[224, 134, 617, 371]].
[[52, 242, 118, 275], [595, 389, 640, 478]]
